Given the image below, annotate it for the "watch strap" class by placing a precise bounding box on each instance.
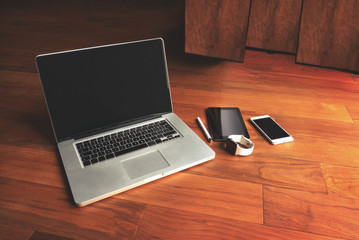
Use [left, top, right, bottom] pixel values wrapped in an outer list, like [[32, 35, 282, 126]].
[[226, 135, 254, 156]]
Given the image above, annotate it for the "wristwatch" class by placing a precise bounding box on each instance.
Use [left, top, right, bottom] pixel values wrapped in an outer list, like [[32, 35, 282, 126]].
[[226, 135, 254, 156]]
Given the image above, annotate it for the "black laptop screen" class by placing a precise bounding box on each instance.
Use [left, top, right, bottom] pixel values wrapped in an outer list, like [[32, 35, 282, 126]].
[[36, 39, 173, 141]]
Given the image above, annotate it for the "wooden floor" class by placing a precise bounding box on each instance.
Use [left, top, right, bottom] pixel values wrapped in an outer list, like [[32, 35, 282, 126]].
[[1, 1, 359, 239]]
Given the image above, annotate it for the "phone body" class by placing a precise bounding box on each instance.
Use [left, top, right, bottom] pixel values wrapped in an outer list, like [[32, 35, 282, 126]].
[[250, 115, 293, 145], [206, 107, 249, 142]]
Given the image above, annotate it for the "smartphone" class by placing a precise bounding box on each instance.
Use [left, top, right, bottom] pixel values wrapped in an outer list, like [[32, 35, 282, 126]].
[[250, 115, 293, 145], [206, 107, 249, 141]]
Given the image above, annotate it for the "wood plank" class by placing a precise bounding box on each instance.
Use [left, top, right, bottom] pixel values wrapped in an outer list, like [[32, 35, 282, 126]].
[[278, 115, 359, 143], [118, 173, 263, 224], [173, 49, 358, 84], [134, 205, 339, 240], [249, 134, 359, 167], [220, 71, 359, 107], [241, 50, 358, 81], [0, 222, 33, 240], [347, 105, 359, 122], [168, 56, 224, 92], [0, 118, 54, 150], [0, 70, 60, 149], [185, 0, 251, 62], [296, 0, 359, 72], [0, 144, 63, 188], [321, 164, 359, 200], [263, 186, 359, 239], [0, 177, 145, 240], [246, 0, 302, 53], [171, 88, 353, 123], [186, 153, 327, 193]]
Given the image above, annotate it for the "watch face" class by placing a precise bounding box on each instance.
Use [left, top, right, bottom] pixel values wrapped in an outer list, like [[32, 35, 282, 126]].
[[226, 139, 238, 155]]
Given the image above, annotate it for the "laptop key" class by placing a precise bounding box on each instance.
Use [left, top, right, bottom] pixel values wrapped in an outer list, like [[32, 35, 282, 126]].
[[91, 158, 99, 164], [164, 130, 176, 136], [82, 156, 91, 161], [105, 153, 115, 159], [98, 151, 105, 156], [83, 151, 92, 156], [83, 160, 91, 166]]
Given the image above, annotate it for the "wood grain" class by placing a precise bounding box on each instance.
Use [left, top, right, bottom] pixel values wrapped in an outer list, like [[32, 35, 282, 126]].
[[0, 223, 33, 240], [185, 0, 251, 62], [134, 205, 339, 240], [171, 87, 354, 123], [246, 0, 302, 53], [0, 177, 145, 240], [296, 0, 359, 72], [186, 154, 327, 193], [321, 164, 359, 199], [347, 105, 359, 122], [119, 173, 263, 224], [264, 186, 359, 239], [0, 144, 63, 188]]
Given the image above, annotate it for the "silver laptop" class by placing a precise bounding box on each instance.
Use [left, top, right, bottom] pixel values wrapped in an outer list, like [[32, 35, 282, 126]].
[[36, 38, 215, 207]]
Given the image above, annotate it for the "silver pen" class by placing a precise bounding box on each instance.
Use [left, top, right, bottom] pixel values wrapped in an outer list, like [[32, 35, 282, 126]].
[[196, 117, 212, 143]]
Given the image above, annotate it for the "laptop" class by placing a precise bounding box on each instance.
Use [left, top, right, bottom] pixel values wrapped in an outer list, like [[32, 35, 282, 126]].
[[36, 38, 215, 207]]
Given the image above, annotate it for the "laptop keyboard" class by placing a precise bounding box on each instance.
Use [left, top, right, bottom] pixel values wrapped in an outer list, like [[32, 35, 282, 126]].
[[76, 120, 181, 167]]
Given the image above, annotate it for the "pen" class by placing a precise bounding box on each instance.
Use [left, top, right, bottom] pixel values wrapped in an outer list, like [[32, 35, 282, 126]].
[[196, 117, 212, 143]]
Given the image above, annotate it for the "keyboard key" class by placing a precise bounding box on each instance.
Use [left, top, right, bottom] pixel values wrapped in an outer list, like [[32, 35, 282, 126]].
[[98, 151, 105, 156], [82, 156, 91, 161], [91, 158, 99, 164], [83, 160, 91, 166], [83, 151, 92, 156], [105, 153, 115, 159], [79, 147, 89, 153], [164, 130, 176, 136], [76, 143, 84, 149]]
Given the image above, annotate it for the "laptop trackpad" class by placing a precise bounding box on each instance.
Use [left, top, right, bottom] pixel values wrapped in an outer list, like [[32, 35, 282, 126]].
[[122, 150, 170, 179]]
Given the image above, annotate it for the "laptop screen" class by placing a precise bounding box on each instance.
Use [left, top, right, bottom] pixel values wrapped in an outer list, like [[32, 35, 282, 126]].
[[36, 39, 173, 141]]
